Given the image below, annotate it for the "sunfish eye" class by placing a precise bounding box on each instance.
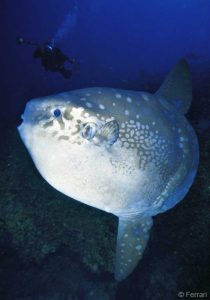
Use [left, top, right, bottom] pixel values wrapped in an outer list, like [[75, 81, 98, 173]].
[[53, 108, 61, 118], [82, 122, 98, 140]]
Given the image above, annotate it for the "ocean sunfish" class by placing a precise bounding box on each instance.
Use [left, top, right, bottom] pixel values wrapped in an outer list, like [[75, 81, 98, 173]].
[[18, 60, 199, 281]]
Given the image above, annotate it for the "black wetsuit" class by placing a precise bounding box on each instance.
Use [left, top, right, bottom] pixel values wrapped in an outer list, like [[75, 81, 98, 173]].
[[33, 46, 72, 79]]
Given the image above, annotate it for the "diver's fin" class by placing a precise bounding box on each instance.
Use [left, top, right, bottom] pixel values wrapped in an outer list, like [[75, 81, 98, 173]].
[[115, 214, 153, 281], [155, 59, 192, 114]]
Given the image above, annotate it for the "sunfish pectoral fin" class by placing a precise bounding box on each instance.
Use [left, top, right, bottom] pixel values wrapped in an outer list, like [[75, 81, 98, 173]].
[[115, 214, 153, 281], [98, 120, 119, 145], [155, 59, 192, 114]]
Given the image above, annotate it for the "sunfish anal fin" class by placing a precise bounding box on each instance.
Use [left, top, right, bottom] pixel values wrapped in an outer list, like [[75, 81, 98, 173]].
[[115, 214, 153, 281]]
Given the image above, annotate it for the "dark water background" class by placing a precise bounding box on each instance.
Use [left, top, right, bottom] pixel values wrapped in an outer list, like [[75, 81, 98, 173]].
[[1, 0, 210, 124], [0, 1, 210, 299]]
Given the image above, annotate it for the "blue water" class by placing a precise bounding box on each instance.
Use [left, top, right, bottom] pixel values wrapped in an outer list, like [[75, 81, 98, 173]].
[[0, 1, 210, 299], [1, 0, 210, 125]]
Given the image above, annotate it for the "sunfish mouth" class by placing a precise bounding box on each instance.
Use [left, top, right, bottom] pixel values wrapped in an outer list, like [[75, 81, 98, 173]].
[[18, 114, 24, 127]]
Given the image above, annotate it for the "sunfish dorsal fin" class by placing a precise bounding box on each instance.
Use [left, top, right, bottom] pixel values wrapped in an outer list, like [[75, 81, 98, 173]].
[[115, 214, 153, 281], [155, 59, 192, 114]]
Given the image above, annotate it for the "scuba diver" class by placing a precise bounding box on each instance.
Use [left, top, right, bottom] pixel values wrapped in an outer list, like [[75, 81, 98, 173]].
[[17, 36, 77, 79]]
